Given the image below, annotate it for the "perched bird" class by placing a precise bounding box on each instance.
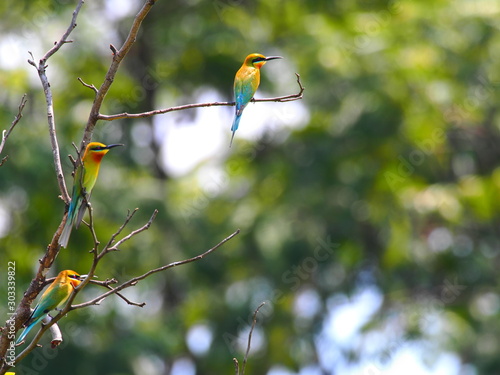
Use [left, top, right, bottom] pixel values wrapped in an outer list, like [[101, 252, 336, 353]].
[[231, 53, 282, 146], [16, 270, 83, 344], [59, 142, 123, 248]]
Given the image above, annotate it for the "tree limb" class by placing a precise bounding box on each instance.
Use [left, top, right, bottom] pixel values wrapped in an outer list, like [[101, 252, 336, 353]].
[[97, 73, 305, 121]]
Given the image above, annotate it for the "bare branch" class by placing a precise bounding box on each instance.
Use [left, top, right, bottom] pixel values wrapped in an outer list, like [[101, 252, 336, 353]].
[[101, 284, 146, 307], [0, 94, 28, 166], [71, 229, 240, 310], [97, 73, 305, 121], [81, 0, 158, 150], [242, 302, 266, 375], [27, 0, 85, 204]]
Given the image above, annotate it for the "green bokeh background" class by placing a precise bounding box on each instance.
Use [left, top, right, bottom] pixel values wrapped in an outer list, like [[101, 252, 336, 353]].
[[1, 0, 500, 374]]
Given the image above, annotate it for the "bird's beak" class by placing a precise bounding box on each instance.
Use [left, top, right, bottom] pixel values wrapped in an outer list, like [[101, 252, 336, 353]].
[[105, 144, 124, 150], [79, 274, 98, 279], [264, 56, 283, 61]]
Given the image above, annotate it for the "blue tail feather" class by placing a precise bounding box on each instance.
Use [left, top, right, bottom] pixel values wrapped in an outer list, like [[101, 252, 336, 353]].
[[16, 315, 45, 344], [59, 198, 78, 248], [230, 114, 242, 147]]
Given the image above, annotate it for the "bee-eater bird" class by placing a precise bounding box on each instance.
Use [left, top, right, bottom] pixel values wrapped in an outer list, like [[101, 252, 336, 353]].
[[231, 53, 282, 147], [16, 270, 83, 344], [58, 142, 123, 248]]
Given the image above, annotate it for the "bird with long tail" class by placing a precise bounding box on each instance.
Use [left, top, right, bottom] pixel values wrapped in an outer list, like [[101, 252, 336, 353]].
[[58, 142, 123, 248], [16, 270, 84, 344], [231, 53, 282, 147]]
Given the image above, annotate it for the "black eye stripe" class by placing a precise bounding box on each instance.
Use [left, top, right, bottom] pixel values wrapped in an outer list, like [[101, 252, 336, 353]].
[[253, 57, 265, 63]]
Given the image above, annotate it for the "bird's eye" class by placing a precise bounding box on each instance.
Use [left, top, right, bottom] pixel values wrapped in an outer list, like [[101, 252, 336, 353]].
[[252, 57, 265, 63], [92, 146, 105, 151], [69, 274, 79, 279]]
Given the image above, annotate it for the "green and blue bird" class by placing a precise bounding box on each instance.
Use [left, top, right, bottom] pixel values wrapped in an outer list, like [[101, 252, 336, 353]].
[[231, 53, 282, 146], [59, 142, 123, 248], [16, 270, 83, 344]]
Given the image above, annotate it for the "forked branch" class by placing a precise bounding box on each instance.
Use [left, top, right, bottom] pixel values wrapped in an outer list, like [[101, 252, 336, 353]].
[[81, 0, 158, 149], [72, 228, 240, 310]]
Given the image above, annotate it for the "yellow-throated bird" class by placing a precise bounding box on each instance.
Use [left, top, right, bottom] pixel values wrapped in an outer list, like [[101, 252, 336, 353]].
[[16, 270, 84, 344], [231, 53, 282, 147], [58, 142, 123, 248]]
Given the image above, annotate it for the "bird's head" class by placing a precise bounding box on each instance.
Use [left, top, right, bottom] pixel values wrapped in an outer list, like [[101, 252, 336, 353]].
[[59, 270, 83, 288], [83, 142, 124, 163], [244, 53, 283, 69]]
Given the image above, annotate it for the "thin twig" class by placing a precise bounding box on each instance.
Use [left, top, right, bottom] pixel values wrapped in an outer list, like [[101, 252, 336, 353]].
[[42, 1, 82, 62], [77, 77, 98, 93], [102, 284, 146, 307], [71, 142, 80, 154], [68, 142, 80, 169], [242, 302, 266, 375], [0, 94, 28, 166], [100, 208, 140, 255], [85, 200, 99, 254], [71, 229, 240, 310], [97, 73, 305, 121]]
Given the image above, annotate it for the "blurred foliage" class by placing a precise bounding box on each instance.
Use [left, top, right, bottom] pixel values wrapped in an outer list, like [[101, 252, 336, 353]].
[[2, 0, 500, 374]]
